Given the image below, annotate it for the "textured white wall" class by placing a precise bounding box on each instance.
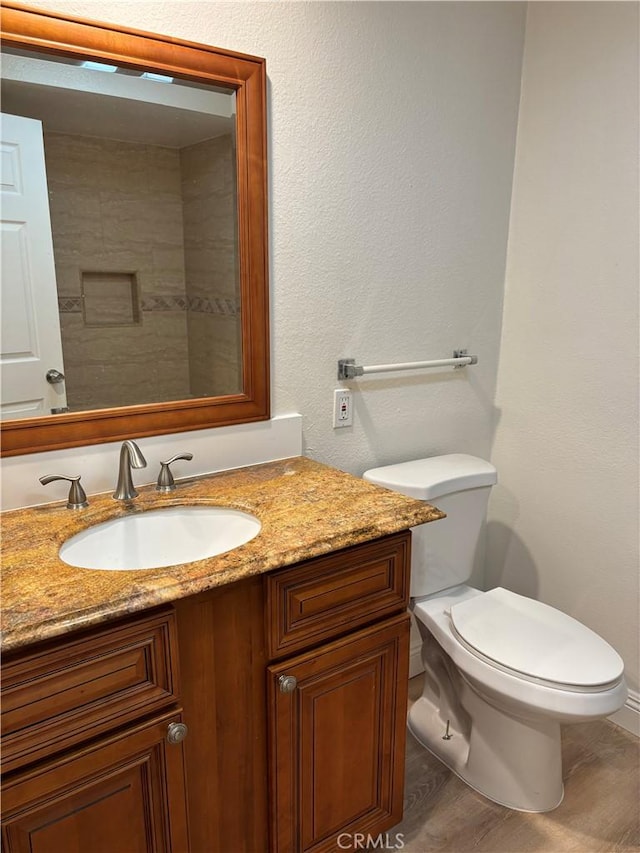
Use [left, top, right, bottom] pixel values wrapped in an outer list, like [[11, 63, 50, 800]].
[[5, 1, 636, 734], [16, 0, 526, 479], [487, 2, 639, 728]]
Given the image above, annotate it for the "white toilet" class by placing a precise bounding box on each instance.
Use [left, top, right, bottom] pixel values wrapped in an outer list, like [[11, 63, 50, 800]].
[[364, 454, 627, 812]]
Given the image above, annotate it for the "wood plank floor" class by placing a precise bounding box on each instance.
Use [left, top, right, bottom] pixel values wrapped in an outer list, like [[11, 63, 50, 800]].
[[393, 675, 640, 852]]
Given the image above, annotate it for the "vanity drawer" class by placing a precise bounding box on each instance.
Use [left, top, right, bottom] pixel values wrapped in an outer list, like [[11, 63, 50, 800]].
[[266, 531, 410, 659], [1, 608, 180, 775]]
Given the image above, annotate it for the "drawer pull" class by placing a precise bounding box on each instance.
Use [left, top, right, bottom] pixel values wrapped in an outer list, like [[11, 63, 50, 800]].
[[166, 722, 188, 744], [279, 675, 297, 694]]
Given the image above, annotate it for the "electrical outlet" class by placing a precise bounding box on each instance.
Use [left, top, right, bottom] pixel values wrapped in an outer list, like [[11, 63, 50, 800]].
[[333, 389, 353, 428]]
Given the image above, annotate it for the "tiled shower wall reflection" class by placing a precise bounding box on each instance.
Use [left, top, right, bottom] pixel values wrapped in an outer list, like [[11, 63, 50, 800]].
[[45, 131, 241, 412], [181, 135, 241, 398]]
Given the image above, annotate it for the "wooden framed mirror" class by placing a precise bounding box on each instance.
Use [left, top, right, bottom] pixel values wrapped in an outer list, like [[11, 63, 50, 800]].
[[0, 2, 269, 456]]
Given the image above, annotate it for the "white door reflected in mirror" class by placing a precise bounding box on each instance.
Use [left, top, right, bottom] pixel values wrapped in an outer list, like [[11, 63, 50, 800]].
[[0, 112, 67, 419]]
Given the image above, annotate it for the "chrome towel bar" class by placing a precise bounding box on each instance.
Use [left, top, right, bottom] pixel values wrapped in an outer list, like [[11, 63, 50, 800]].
[[337, 350, 478, 380]]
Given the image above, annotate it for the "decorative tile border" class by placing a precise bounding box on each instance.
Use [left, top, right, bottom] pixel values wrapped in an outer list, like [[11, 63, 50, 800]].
[[141, 295, 187, 312], [58, 293, 240, 316], [58, 296, 82, 313], [188, 295, 239, 317]]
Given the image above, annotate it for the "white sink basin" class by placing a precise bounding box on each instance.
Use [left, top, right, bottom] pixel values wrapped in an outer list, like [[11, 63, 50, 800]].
[[59, 505, 261, 570]]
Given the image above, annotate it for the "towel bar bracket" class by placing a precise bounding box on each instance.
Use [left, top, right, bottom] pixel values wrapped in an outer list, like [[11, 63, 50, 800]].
[[453, 349, 478, 368], [337, 359, 361, 380]]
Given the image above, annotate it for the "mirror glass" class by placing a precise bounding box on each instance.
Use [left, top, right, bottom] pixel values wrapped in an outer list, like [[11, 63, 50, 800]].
[[1, 47, 243, 418]]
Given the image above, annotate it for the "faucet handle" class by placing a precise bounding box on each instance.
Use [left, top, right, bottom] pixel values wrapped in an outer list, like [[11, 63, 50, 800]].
[[40, 474, 89, 509], [156, 453, 194, 492]]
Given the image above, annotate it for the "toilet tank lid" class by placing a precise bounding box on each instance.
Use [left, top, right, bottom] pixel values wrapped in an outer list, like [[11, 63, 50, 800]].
[[363, 454, 497, 500]]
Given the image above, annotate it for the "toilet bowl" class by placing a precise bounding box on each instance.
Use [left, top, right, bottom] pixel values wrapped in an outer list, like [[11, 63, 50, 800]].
[[363, 454, 627, 812], [410, 584, 626, 811]]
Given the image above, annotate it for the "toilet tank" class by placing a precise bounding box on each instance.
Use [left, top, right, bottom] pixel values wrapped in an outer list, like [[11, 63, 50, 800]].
[[363, 454, 497, 597]]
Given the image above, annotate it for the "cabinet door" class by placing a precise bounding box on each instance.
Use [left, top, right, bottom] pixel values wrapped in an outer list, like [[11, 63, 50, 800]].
[[268, 613, 410, 853], [1, 711, 190, 853]]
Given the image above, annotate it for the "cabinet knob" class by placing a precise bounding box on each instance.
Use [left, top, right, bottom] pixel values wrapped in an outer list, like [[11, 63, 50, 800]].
[[167, 722, 188, 744], [279, 674, 297, 694]]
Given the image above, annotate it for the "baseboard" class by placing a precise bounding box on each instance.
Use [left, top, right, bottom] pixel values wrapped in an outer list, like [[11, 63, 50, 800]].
[[609, 689, 640, 737]]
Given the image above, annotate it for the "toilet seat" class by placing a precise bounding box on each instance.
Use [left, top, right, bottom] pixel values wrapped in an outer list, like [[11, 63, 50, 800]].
[[449, 587, 624, 691], [413, 585, 627, 720]]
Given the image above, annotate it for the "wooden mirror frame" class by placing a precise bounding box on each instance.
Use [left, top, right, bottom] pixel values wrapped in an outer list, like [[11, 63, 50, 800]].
[[0, 2, 269, 457]]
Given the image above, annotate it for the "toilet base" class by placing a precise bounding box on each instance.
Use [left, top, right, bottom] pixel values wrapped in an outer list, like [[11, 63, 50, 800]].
[[410, 626, 565, 812], [408, 695, 564, 812]]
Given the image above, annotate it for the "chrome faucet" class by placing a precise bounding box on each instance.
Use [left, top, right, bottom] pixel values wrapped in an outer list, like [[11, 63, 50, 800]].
[[113, 440, 147, 500]]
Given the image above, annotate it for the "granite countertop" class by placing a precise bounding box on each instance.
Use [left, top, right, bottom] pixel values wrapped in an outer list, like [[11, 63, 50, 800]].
[[0, 456, 444, 653]]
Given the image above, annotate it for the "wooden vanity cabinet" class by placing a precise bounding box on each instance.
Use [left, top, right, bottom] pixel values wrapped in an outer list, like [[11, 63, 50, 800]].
[[1, 531, 412, 853], [265, 532, 411, 853], [0, 608, 190, 853], [174, 575, 271, 853], [267, 614, 410, 853], [175, 530, 412, 853], [1, 709, 190, 853]]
